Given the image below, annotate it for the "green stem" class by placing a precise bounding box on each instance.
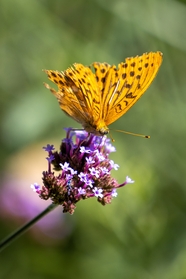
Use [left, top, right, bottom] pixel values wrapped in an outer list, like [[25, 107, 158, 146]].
[[0, 203, 58, 252]]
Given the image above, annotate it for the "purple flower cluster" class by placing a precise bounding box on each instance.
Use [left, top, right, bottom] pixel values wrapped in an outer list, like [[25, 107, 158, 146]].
[[31, 128, 134, 214]]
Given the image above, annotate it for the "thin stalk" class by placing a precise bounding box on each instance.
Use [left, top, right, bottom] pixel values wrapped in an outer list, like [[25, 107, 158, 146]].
[[0, 203, 58, 252]]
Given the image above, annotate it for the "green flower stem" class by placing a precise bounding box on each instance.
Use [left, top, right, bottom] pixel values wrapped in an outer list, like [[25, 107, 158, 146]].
[[0, 203, 58, 252]]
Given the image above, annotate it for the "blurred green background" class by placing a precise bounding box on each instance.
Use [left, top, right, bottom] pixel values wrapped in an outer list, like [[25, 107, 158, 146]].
[[0, 0, 186, 278]]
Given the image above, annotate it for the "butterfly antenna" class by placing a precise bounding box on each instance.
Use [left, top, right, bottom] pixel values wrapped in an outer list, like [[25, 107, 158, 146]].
[[109, 131, 115, 142], [113, 129, 150, 139]]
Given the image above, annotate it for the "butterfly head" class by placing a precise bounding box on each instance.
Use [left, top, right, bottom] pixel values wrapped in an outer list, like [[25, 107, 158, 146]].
[[97, 126, 109, 136], [83, 120, 109, 136]]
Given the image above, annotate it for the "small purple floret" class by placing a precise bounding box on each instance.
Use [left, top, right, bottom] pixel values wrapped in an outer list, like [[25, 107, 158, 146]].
[[46, 154, 55, 163], [43, 144, 55, 152], [31, 183, 40, 192]]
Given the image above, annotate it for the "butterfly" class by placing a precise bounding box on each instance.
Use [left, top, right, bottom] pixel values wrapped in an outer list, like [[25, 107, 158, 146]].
[[44, 51, 163, 136]]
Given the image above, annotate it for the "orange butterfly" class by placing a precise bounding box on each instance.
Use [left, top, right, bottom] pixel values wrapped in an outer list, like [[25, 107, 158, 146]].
[[44, 51, 162, 136]]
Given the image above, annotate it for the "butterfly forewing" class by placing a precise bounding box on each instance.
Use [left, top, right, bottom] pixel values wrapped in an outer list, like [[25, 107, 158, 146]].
[[44, 69, 89, 123], [91, 62, 111, 93], [45, 65, 99, 125], [104, 51, 163, 125]]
